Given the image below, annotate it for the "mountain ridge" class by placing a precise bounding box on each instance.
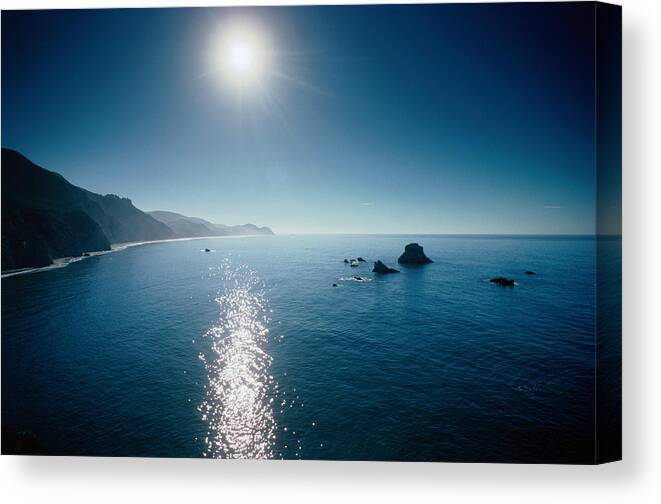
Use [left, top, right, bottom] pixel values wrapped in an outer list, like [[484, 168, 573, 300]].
[[147, 210, 274, 238], [1, 149, 273, 271]]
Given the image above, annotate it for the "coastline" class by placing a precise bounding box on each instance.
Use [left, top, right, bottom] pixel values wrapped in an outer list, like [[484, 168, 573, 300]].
[[0, 234, 271, 279]]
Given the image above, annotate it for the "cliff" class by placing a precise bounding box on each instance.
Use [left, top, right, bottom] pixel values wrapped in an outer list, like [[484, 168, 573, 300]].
[[1, 149, 173, 270]]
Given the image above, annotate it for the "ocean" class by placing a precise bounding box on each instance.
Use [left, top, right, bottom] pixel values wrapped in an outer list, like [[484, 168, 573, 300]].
[[1, 234, 619, 462]]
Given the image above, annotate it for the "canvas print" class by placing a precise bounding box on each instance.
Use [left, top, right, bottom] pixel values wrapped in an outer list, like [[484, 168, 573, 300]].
[[1, 2, 621, 463]]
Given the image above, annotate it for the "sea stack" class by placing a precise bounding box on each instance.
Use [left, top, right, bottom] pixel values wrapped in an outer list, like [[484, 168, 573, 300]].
[[372, 260, 399, 274], [490, 277, 515, 287], [397, 243, 433, 264]]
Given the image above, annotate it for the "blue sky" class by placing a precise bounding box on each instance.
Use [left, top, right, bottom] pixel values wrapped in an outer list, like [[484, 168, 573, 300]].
[[2, 4, 599, 234]]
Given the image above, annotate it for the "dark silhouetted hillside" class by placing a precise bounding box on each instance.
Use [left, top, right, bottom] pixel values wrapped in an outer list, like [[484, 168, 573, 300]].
[[2, 149, 274, 271], [1, 149, 173, 270]]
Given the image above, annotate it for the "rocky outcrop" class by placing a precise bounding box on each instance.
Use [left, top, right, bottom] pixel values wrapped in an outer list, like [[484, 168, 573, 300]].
[[490, 277, 515, 287], [372, 260, 399, 274], [397, 243, 432, 264]]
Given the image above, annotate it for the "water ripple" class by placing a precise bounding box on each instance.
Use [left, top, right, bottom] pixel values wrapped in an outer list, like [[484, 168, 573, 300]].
[[198, 263, 275, 459]]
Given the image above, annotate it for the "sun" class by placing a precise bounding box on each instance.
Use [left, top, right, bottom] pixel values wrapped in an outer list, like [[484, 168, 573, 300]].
[[212, 23, 271, 89], [228, 40, 255, 75]]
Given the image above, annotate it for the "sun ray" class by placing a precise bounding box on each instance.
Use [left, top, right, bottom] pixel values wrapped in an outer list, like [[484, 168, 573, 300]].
[[271, 70, 334, 98]]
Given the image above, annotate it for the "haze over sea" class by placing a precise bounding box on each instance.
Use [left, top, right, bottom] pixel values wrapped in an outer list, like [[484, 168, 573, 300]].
[[1, 234, 618, 463]]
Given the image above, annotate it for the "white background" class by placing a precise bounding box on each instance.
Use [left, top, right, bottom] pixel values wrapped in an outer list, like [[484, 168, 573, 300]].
[[1, 0, 659, 502]]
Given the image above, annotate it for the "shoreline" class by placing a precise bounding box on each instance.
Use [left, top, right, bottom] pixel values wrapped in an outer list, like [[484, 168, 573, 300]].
[[1, 234, 271, 279]]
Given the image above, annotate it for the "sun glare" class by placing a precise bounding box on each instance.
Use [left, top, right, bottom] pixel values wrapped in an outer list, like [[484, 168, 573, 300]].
[[212, 23, 271, 89], [228, 41, 254, 74]]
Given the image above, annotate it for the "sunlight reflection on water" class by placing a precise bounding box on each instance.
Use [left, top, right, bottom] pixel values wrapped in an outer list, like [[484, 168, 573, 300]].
[[198, 263, 275, 458]]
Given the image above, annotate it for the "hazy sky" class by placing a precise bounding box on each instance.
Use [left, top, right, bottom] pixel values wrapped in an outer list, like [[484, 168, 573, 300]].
[[2, 4, 599, 234]]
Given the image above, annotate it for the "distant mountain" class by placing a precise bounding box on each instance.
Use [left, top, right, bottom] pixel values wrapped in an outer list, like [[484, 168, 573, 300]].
[[1, 149, 273, 271], [78, 191, 175, 244], [147, 210, 274, 237]]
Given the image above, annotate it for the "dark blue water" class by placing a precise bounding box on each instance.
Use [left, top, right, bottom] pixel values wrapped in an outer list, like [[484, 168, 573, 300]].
[[1, 235, 612, 462]]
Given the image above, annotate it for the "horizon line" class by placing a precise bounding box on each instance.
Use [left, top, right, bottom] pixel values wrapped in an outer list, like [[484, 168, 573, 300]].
[[270, 232, 618, 237]]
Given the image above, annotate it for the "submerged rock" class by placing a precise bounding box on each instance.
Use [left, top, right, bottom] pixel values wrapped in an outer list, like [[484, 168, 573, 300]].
[[372, 260, 399, 274], [397, 243, 433, 264], [490, 277, 515, 287], [332, 283, 338, 287], [525, 271, 536, 275]]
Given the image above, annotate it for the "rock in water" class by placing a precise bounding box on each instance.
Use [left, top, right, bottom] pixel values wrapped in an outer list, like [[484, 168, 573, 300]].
[[357, 257, 366, 262], [343, 259, 349, 264], [490, 277, 515, 287], [372, 260, 399, 274], [524, 271, 536, 275], [397, 243, 433, 264]]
